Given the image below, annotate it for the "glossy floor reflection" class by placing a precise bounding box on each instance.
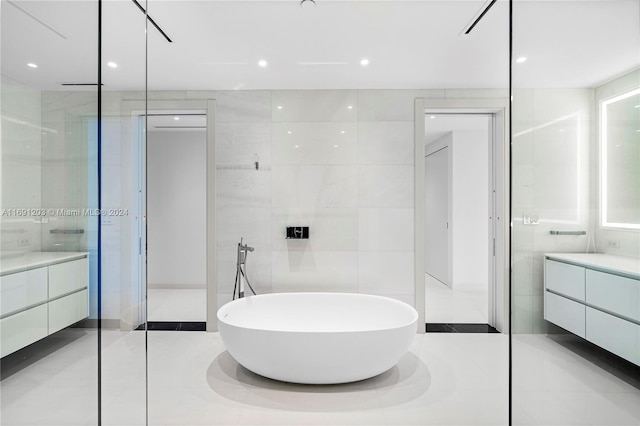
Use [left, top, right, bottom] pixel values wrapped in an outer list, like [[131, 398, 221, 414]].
[[425, 274, 488, 324], [146, 332, 509, 426], [2, 331, 639, 425], [147, 289, 207, 322]]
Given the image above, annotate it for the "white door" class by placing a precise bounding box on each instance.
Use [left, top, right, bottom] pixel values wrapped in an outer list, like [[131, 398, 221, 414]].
[[425, 146, 450, 286]]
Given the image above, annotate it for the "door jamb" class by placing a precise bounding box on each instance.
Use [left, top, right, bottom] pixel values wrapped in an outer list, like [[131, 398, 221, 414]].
[[415, 98, 510, 333]]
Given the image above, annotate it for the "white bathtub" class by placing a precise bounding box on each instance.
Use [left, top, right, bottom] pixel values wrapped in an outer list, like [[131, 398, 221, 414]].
[[217, 292, 418, 384]]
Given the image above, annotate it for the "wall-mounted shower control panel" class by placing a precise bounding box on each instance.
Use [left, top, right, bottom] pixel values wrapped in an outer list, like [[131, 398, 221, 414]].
[[286, 227, 309, 239]]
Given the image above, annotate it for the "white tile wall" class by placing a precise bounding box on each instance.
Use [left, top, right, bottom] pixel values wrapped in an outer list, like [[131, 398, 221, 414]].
[[358, 208, 414, 252], [272, 122, 357, 165], [217, 169, 271, 208], [271, 250, 359, 293], [211, 89, 488, 304], [216, 122, 272, 166], [358, 251, 414, 295], [357, 121, 414, 165], [272, 90, 358, 122], [272, 165, 358, 209], [358, 165, 414, 208], [357, 90, 445, 121], [215, 91, 271, 123]]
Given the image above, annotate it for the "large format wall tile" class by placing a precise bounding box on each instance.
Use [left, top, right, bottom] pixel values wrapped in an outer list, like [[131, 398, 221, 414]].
[[272, 165, 357, 209], [357, 89, 444, 121], [216, 122, 271, 166], [216, 169, 271, 208], [271, 90, 358, 122], [358, 121, 414, 165], [271, 251, 358, 293], [272, 122, 357, 165], [215, 91, 272, 123], [216, 207, 271, 250], [358, 165, 414, 208], [359, 208, 414, 252], [358, 251, 414, 295], [212, 89, 422, 312]]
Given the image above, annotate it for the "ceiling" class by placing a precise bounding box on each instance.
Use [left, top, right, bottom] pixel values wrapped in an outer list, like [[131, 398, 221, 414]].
[[1, 0, 638, 92]]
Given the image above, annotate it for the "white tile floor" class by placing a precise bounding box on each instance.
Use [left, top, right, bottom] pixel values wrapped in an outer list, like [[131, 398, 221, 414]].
[[425, 274, 489, 324], [147, 289, 207, 322], [2, 329, 638, 425]]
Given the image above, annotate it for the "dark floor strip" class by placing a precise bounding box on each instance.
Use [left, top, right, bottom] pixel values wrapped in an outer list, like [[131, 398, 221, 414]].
[[426, 323, 499, 333], [135, 321, 206, 331]]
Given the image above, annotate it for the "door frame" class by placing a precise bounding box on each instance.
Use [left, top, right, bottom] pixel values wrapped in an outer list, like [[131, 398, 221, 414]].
[[414, 98, 510, 333], [122, 99, 217, 331]]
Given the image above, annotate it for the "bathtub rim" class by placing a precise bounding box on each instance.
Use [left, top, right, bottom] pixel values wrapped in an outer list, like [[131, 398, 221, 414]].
[[217, 292, 419, 334]]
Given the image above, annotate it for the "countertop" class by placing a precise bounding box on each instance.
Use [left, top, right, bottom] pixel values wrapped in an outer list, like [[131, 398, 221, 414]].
[[545, 253, 640, 279], [0, 252, 88, 276]]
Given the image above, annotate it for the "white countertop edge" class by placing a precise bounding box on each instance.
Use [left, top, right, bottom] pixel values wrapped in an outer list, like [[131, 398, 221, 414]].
[[0, 252, 89, 276], [544, 253, 640, 279]]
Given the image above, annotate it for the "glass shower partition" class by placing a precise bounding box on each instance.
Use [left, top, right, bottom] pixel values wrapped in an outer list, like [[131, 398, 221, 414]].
[[510, 1, 640, 424], [1, 0, 100, 424], [99, 0, 149, 424]]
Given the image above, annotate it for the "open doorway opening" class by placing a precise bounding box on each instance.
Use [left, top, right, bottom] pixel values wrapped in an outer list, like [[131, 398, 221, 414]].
[[415, 99, 509, 334], [424, 114, 492, 329], [145, 112, 207, 328]]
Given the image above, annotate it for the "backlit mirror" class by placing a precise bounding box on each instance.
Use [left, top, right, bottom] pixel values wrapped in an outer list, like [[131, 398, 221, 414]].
[[600, 87, 640, 229]]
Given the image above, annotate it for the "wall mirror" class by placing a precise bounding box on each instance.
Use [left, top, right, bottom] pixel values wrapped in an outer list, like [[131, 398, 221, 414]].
[[600, 87, 640, 229]]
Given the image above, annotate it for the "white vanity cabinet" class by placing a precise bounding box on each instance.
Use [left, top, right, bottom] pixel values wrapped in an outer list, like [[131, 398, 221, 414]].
[[0, 253, 89, 357], [544, 253, 640, 366]]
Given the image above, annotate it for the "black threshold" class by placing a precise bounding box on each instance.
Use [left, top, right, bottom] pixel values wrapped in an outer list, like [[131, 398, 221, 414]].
[[135, 321, 206, 331], [426, 323, 499, 333]]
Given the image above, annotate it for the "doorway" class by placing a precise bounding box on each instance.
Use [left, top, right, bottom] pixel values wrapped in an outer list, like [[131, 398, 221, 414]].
[[126, 103, 216, 332], [424, 114, 492, 327], [146, 112, 207, 327], [414, 100, 509, 333]]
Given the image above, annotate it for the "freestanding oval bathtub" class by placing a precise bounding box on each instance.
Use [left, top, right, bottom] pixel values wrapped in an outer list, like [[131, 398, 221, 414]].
[[217, 292, 418, 384]]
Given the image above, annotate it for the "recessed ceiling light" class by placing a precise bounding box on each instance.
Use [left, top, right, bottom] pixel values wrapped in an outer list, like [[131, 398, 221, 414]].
[[340, 130, 346, 134], [27, 63, 38, 68], [277, 105, 283, 110], [107, 62, 118, 68], [360, 58, 370, 66], [516, 57, 527, 63], [294, 145, 299, 148], [174, 117, 180, 120], [347, 105, 353, 109], [634, 105, 640, 108], [334, 145, 338, 148], [258, 60, 268, 68], [429, 116, 436, 119], [287, 131, 292, 135]]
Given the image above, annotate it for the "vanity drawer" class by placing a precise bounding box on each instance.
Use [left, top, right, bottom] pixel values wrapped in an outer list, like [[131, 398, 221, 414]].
[[586, 270, 640, 322], [545, 259, 585, 301], [545, 291, 585, 337], [0, 267, 48, 316], [48, 289, 88, 334], [0, 305, 48, 357], [49, 258, 88, 298], [586, 307, 640, 366]]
